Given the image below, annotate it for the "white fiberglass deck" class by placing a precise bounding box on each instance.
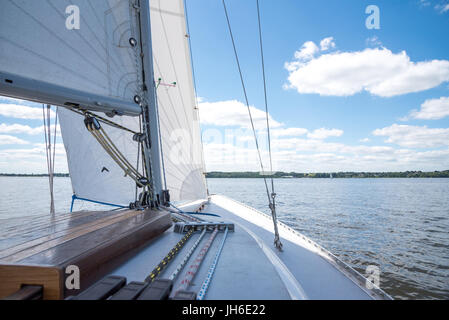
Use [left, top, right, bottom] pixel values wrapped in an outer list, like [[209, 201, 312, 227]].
[[109, 195, 391, 300]]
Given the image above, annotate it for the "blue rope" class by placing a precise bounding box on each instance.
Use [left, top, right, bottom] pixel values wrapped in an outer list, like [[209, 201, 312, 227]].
[[182, 212, 221, 217], [70, 194, 127, 212], [168, 202, 221, 218], [197, 227, 229, 300]]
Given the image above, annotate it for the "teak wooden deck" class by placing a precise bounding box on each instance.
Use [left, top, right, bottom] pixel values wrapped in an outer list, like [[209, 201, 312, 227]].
[[0, 208, 172, 299]]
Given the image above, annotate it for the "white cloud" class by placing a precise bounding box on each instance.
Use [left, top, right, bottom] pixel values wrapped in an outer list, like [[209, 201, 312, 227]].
[[203, 132, 449, 172], [272, 137, 342, 152], [294, 41, 320, 61], [285, 38, 336, 72], [360, 138, 370, 143], [284, 44, 449, 97], [0, 144, 68, 173], [0, 144, 66, 160], [320, 37, 336, 51], [31, 143, 66, 154], [0, 103, 55, 119], [198, 98, 446, 171], [373, 124, 449, 148], [307, 128, 343, 139], [271, 138, 394, 155], [198, 99, 282, 130], [199, 99, 345, 142], [0, 134, 30, 145], [407, 96, 449, 120], [203, 142, 264, 171], [0, 123, 61, 135], [435, 3, 449, 13], [198, 98, 449, 172]]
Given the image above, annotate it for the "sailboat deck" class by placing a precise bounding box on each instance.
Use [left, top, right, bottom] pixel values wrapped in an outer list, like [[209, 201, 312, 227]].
[[108, 195, 391, 300], [0, 196, 391, 300], [110, 209, 292, 299]]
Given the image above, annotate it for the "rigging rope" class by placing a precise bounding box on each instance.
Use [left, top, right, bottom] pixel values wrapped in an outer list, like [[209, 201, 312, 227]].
[[66, 107, 138, 134], [66, 106, 157, 207], [84, 115, 147, 190], [222, 0, 282, 250], [168, 202, 204, 222], [256, 0, 282, 250], [42, 104, 58, 215]]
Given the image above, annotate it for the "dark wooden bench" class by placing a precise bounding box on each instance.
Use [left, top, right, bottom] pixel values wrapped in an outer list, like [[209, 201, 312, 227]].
[[0, 208, 172, 299]]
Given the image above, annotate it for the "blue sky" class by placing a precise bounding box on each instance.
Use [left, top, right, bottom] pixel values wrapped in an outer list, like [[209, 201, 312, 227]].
[[1, 0, 449, 173], [187, 0, 449, 172]]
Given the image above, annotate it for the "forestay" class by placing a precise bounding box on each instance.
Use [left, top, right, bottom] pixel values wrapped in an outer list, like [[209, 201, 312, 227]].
[[150, 0, 207, 201]]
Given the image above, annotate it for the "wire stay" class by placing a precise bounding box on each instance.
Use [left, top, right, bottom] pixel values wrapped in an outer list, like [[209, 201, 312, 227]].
[[222, 0, 282, 250]]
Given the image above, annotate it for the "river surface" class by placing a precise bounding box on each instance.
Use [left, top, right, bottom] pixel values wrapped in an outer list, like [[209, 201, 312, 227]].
[[0, 176, 448, 299]]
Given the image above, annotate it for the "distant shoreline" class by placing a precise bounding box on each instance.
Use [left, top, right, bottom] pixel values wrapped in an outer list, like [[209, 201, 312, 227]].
[[205, 171, 449, 178], [1, 170, 449, 178], [0, 173, 70, 177]]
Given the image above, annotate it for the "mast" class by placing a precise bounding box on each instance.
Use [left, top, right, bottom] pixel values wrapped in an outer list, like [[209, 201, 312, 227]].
[[138, 0, 164, 205]]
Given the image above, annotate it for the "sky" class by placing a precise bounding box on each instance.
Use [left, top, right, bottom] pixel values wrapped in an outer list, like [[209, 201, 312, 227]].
[[1, 0, 449, 173]]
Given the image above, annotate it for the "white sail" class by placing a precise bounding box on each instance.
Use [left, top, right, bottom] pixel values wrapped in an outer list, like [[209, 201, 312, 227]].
[[0, 0, 146, 206], [58, 108, 141, 206], [150, 0, 208, 201], [0, 0, 207, 205], [0, 0, 143, 115]]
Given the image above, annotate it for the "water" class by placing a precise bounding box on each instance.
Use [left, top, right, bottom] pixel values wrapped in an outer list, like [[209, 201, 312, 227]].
[[207, 178, 449, 300], [0, 176, 111, 219], [0, 176, 448, 299]]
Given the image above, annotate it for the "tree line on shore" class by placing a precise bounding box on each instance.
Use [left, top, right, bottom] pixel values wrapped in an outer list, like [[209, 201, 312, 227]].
[[1, 170, 449, 178], [205, 170, 449, 178]]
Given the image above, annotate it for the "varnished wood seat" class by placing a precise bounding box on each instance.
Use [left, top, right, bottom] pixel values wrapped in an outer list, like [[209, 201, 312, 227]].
[[0, 208, 172, 299]]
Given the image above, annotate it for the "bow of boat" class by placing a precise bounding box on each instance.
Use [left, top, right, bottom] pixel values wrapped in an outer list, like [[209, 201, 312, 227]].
[[108, 195, 392, 300]]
